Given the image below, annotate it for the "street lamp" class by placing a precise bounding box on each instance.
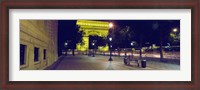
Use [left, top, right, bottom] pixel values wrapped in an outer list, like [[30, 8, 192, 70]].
[[173, 28, 178, 37], [65, 42, 68, 46], [108, 36, 113, 61], [109, 37, 112, 41], [64, 40, 71, 56], [109, 23, 113, 28], [64, 42, 68, 56], [108, 22, 114, 61], [92, 42, 95, 57], [131, 41, 134, 58], [131, 42, 133, 46], [173, 28, 178, 33]]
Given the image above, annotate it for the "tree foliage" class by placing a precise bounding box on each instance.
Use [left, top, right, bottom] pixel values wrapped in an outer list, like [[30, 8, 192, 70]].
[[111, 26, 134, 48], [89, 35, 107, 49], [109, 20, 180, 59]]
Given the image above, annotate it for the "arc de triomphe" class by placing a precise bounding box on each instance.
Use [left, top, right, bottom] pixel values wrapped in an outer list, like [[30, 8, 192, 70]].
[[76, 20, 109, 52]]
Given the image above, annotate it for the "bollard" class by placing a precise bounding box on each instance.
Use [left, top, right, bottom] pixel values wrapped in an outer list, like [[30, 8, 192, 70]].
[[124, 57, 127, 64], [136, 60, 139, 67], [141, 60, 146, 68]]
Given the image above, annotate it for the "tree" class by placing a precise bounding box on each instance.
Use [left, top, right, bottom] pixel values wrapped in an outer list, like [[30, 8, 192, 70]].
[[152, 22, 165, 61], [108, 20, 180, 61], [169, 31, 180, 46], [89, 35, 107, 49], [132, 21, 151, 59], [70, 26, 83, 56], [88, 35, 107, 56], [151, 21, 179, 61], [111, 27, 122, 56], [112, 26, 134, 57]]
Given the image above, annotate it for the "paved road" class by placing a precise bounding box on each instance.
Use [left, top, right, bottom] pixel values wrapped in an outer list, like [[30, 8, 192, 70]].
[[45, 55, 180, 70]]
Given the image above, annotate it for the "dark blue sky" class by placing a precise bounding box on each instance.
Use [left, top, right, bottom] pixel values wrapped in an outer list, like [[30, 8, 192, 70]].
[[57, 20, 180, 55]]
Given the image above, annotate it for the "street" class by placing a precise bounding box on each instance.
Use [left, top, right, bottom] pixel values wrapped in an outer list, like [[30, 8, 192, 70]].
[[45, 55, 180, 70]]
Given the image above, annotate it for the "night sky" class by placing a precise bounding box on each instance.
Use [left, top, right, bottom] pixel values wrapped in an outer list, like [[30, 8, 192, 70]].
[[57, 20, 180, 56]]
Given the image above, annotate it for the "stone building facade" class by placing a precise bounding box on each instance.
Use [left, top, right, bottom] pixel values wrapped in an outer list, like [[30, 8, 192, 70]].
[[20, 20, 58, 70]]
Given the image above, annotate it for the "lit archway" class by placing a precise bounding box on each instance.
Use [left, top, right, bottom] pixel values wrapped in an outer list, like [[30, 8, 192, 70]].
[[76, 20, 109, 52]]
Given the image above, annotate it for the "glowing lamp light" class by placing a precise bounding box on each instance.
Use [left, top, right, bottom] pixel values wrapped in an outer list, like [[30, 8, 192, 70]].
[[131, 42, 133, 46], [109, 23, 113, 28], [109, 37, 112, 41], [173, 28, 178, 32], [65, 42, 68, 46]]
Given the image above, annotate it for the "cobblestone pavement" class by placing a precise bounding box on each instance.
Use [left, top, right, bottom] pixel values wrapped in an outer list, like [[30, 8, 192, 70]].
[[45, 55, 180, 70]]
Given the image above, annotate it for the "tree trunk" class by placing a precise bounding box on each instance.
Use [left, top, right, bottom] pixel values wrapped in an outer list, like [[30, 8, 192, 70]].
[[118, 51, 120, 57], [139, 48, 142, 59], [139, 34, 143, 59], [72, 49, 75, 56], [117, 48, 120, 57], [125, 49, 127, 57], [160, 37, 163, 61]]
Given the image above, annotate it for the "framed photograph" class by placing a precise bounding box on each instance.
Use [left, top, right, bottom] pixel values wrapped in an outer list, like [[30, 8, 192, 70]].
[[1, 0, 199, 90]]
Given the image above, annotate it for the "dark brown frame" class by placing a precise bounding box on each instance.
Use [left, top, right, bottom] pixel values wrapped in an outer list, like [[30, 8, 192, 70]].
[[0, 0, 199, 90]]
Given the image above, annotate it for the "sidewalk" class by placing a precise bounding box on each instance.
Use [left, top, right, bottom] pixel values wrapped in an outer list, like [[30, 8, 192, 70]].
[[45, 55, 180, 70], [100, 54, 180, 65]]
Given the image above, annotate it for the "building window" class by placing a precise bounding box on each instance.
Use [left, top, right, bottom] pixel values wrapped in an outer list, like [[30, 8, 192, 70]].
[[43, 49, 46, 60], [20, 44, 26, 65], [34, 47, 39, 62]]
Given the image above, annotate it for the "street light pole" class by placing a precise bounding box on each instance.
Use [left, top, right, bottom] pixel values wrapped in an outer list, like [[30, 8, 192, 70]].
[[92, 42, 95, 57], [64, 42, 68, 56], [173, 28, 178, 38], [109, 37, 113, 61], [109, 45, 113, 61], [131, 42, 133, 57], [108, 22, 114, 61]]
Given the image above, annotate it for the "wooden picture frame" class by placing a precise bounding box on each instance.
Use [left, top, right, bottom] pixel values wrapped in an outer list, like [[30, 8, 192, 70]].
[[0, 0, 199, 90]]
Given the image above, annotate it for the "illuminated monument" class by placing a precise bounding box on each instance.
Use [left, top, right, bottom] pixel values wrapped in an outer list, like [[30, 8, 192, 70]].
[[76, 20, 109, 52]]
